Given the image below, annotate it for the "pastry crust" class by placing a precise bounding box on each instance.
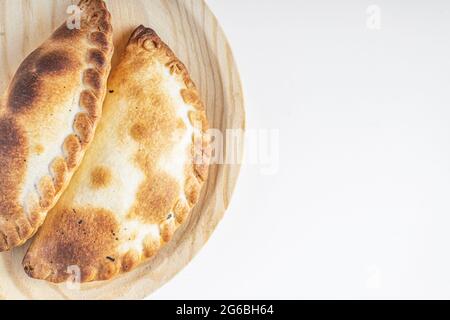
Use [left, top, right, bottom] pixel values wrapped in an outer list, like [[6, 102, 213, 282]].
[[23, 26, 211, 283], [0, 0, 113, 251]]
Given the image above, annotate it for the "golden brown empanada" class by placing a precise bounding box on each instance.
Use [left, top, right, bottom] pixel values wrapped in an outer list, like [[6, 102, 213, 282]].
[[0, 0, 113, 252], [23, 26, 211, 282]]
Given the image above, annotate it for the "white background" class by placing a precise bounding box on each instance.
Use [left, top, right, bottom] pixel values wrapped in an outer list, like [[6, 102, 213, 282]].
[[152, 0, 450, 299]]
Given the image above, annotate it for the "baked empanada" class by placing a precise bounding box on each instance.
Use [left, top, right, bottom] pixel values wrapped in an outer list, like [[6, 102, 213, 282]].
[[0, 0, 113, 251], [23, 26, 211, 282]]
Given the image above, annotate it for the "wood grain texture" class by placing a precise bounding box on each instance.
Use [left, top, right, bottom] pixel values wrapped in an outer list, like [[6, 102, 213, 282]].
[[0, 0, 245, 299]]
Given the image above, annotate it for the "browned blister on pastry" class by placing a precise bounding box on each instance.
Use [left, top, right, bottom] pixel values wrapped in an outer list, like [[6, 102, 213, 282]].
[[23, 26, 211, 283], [0, 0, 113, 251]]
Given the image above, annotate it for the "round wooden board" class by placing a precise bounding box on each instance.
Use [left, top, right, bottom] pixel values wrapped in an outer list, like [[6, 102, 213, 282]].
[[0, 0, 245, 299]]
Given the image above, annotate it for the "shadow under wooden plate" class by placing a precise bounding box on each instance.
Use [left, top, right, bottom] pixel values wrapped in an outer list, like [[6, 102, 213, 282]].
[[0, 0, 245, 299]]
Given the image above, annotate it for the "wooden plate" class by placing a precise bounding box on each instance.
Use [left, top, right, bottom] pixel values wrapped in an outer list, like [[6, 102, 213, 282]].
[[0, 0, 245, 299]]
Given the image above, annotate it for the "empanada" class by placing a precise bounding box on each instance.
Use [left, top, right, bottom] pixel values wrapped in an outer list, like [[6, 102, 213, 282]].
[[23, 26, 211, 282], [0, 0, 113, 251]]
